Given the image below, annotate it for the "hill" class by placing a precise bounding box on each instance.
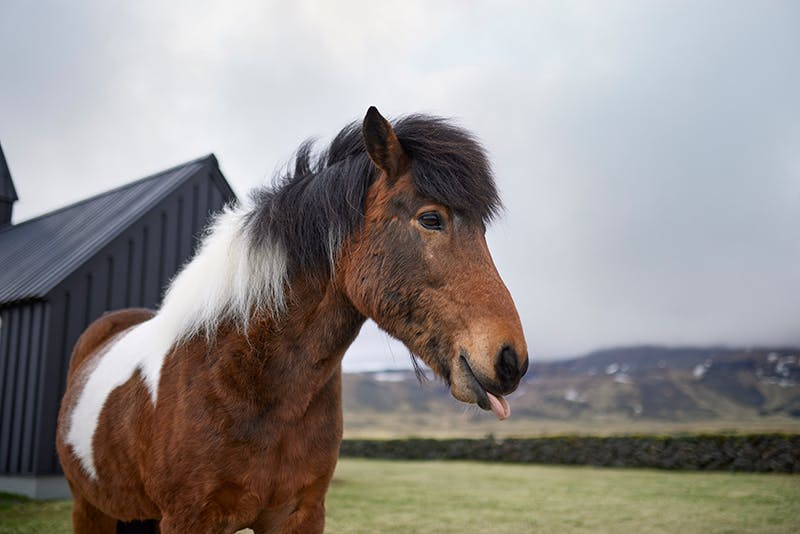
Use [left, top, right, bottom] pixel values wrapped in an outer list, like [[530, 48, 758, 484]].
[[342, 346, 800, 437]]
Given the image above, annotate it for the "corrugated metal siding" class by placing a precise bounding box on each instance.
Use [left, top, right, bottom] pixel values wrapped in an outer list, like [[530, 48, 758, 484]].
[[0, 302, 48, 475], [30, 170, 234, 475], [0, 155, 233, 304]]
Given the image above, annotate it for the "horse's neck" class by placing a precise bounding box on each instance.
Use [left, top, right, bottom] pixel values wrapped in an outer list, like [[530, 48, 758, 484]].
[[212, 278, 365, 420]]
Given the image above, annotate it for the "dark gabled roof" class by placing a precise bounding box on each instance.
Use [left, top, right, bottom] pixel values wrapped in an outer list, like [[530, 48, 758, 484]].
[[0, 143, 18, 202], [0, 154, 233, 304]]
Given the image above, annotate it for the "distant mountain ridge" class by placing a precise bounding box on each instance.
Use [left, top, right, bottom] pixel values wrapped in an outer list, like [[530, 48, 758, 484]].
[[342, 346, 800, 436], [536, 345, 799, 376]]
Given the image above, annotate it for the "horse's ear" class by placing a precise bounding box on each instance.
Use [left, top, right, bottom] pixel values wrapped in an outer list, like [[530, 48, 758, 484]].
[[362, 106, 407, 179]]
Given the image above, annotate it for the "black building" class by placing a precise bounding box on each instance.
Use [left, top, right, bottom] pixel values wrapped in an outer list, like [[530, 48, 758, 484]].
[[0, 145, 236, 497]]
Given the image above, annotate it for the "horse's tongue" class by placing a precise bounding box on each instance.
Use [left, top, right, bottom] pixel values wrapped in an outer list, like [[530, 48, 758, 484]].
[[486, 392, 510, 420]]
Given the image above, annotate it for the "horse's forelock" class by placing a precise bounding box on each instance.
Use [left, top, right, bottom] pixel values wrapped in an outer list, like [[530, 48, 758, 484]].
[[246, 113, 500, 281]]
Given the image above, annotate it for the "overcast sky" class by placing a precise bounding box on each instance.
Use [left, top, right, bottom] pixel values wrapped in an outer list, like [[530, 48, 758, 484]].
[[1, 1, 798, 371]]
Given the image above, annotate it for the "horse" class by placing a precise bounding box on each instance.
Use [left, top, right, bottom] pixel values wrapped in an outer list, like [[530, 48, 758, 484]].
[[56, 107, 528, 533]]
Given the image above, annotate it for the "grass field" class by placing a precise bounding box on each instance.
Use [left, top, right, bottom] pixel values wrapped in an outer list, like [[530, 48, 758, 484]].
[[2, 459, 799, 533], [343, 412, 800, 439]]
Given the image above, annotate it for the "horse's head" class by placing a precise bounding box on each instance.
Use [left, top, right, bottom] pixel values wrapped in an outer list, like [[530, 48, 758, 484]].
[[341, 107, 528, 420]]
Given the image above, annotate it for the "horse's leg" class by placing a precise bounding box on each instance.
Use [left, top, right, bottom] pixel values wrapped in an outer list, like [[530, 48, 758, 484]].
[[247, 503, 322, 534], [117, 519, 160, 533], [71, 494, 117, 534], [281, 501, 325, 534], [158, 514, 227, 534]]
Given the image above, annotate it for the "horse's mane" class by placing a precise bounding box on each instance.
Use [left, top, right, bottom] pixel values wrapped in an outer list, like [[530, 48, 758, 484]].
[[158, 114, 500, 341], [246, 114, 500, 278]]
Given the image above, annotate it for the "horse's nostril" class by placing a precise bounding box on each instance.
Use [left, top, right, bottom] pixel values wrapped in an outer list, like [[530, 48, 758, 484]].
[[495, 345, 520, 387]]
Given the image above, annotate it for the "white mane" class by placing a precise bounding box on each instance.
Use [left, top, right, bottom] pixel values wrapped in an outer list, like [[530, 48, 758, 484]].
[[158, 201, 289, 342]]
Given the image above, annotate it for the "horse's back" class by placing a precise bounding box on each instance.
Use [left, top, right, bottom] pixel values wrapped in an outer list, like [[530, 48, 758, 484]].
[[67, 308, 155, 380]]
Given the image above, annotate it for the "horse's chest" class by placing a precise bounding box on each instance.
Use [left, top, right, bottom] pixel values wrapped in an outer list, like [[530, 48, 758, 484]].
[[147, 371, 343, 512], [248, 392, 344, 501]]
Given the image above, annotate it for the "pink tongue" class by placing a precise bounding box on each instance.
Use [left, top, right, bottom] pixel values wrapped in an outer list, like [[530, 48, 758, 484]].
[[486, 392, 510, 420]]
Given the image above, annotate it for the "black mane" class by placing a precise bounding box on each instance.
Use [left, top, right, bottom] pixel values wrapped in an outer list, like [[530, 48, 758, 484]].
[[246, 114, 501, 276]]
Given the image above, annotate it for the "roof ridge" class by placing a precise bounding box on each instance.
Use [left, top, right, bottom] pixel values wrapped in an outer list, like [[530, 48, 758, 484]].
[[1, 154, 216, 233], [0, 142, 19, 202]]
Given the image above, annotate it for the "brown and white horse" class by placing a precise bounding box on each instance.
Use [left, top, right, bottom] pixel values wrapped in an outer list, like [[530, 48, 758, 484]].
[[56, 107, 528, 533]]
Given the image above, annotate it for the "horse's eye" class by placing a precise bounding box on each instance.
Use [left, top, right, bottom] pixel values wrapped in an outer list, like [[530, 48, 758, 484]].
[[418, 211, 444, 231]]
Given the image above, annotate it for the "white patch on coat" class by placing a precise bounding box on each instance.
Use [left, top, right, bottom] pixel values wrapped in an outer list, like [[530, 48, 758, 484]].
[[65, 319, 174, 479], [65, 202, 289, 480]]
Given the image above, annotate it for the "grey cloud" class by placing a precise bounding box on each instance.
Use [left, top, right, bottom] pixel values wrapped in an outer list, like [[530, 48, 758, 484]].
[[1, 1, 797, 369]]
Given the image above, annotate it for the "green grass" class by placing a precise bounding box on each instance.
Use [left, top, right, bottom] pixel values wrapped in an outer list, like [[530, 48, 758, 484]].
[[1, 461, 799, 533], [0, 492, 72, 533], [326, 460, 800, 533]]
